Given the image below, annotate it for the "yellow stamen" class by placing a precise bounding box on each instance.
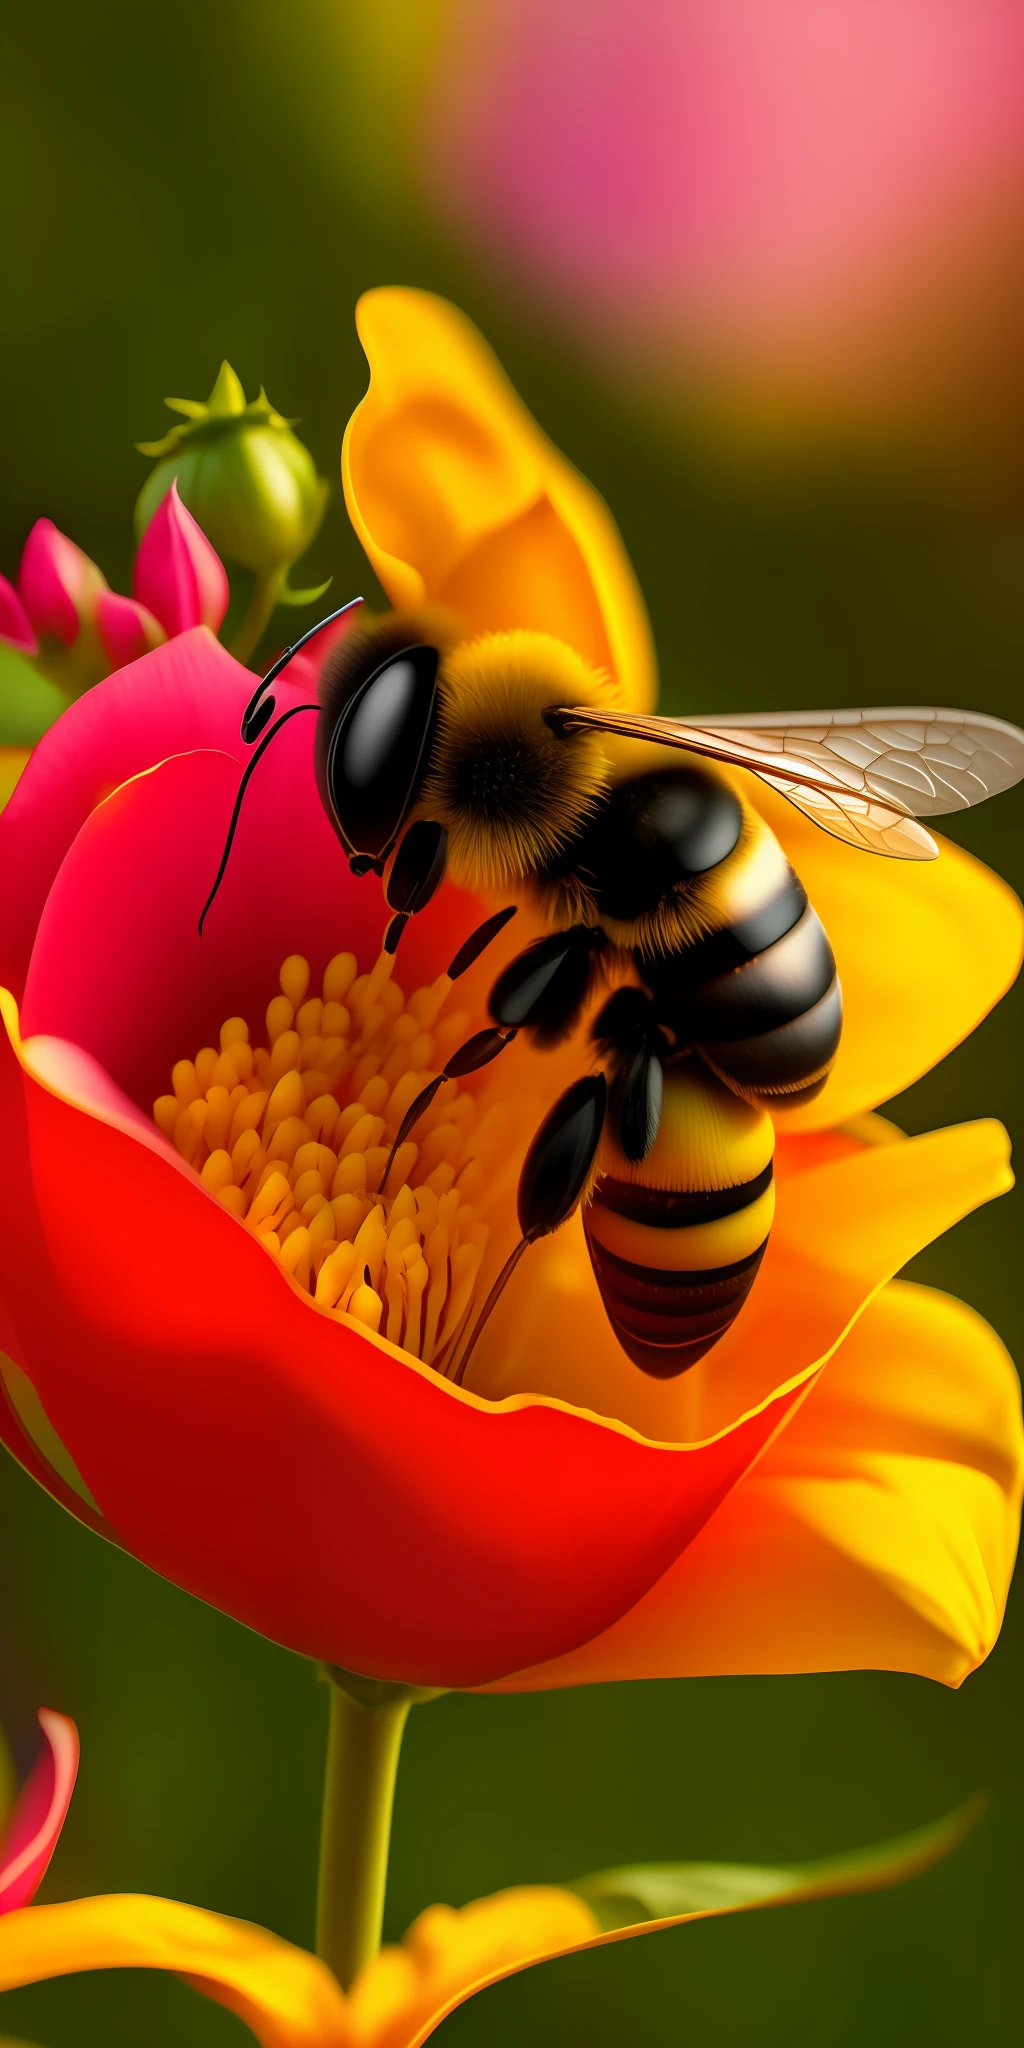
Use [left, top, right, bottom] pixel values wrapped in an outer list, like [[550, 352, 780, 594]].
[[156, 950, 492, 1370]]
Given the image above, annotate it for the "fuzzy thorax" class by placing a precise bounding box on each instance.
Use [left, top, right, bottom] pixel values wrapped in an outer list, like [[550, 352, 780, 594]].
[[422, 631, 612, 894]]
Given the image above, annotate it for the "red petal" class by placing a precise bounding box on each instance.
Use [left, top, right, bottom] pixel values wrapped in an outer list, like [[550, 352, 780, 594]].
[[0, 1003, 809, 1685], [0, 1711, 79, 1914]]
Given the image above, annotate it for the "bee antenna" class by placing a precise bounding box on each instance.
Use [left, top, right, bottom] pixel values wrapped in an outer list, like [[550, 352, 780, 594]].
[[198, 702, 320, 935], [240, 597, 363, 744], [198, 599, 364, 935]]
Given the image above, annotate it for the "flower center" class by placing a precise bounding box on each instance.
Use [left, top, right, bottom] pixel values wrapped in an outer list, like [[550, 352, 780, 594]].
[[154, 947, 495, 1370]]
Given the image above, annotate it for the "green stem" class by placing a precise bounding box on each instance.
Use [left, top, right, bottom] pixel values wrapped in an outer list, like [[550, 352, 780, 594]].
[[315, 1672, 413, 1991], [228, 568, 282, 665]]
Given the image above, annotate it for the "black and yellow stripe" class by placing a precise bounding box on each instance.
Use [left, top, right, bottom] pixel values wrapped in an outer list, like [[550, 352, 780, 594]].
[[641, 846, 841, 1105], [585, 1063, 775, 1377]]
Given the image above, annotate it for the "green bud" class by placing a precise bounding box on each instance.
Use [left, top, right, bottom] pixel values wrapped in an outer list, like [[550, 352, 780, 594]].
[[135, 364, 330, 579]]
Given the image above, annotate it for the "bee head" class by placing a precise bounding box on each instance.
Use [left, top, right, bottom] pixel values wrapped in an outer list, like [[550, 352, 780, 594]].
[[422, 629, 613, 894], [314, 607, 460, 866]]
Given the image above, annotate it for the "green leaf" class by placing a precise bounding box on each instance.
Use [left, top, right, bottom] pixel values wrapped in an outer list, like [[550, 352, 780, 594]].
[[568, 1799, 985, 1934], [0, 644, 68, 746], [276, 573, 333, 608]]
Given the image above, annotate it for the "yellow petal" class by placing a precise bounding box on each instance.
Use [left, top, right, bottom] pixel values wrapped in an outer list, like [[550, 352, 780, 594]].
[[476, 1117, 1012, 1445], [0, 1896, 349, 2048], [351, 1799, 975, 2048], [491, 1278, 1022, 1692], [0, 1831, 979, 2048], [342, 288, 656, 710], [743, 776, 1024, 1131], [349, 1887, 598, 2048]]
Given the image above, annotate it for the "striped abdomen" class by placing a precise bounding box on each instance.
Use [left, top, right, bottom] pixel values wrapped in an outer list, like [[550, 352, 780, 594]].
[[642, 847, 842, 1107], [585, 1064, 775, 1377]]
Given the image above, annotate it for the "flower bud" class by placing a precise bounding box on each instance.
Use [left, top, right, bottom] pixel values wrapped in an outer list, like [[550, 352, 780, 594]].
[[18, 520, 108, 649], [13, 520, 110, 696], [135, 363, 329, 579], [132, 481, 229, 638], [96, 591, 166, 669], [0, 575, 37, 656]]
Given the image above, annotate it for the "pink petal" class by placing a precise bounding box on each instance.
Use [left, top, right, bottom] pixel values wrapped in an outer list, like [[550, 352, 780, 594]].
[[21, 742, 480, 1114], [0, 574, 38, 655], [133, 481, 229, 638], [0, 1709, 79, 1914], [96, 591, 167, 669], [0, 629, 258, 1003], [267, 601, 363, 695], [18, 521, 105, 647]]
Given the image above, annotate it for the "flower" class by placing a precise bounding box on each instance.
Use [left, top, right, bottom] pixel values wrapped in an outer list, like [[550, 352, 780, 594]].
[[3, 521, 110, 698], [136, 361, 329, 583], [1, 494, 231, 719], [130, 479, 229, 640], [0, 578, 37, 658], [0, 1710, 78, 1916], [0, 1799, 978, 2047], [377, 0, 1024, 427], [0, 290, 1020, 1694], [94, 591, 166, 670]]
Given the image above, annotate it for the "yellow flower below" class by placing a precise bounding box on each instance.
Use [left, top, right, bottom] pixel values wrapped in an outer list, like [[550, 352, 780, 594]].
[[0, 1804, 980, 2047]]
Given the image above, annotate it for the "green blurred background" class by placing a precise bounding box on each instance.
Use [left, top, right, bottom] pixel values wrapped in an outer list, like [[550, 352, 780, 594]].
[[1, 4, 1022, 2042]]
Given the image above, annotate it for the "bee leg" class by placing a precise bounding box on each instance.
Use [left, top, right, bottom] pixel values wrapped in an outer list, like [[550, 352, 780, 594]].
[[615, 1044, 664, 1162], [375, 906, 521, 1193], [447, 903, 519, 980], [382, 819, 450, 953], [592, 988, 668, 1163], [377, 1023, 518, 1193], [384, 922, 604, 1192], [383, 922, 605, 1193], [488, 924, 607, 1045], [451, 1074, 608, 1386]]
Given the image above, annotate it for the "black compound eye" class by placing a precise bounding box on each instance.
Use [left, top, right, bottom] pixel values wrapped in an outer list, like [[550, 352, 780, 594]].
[[324, 645, 439, 859]]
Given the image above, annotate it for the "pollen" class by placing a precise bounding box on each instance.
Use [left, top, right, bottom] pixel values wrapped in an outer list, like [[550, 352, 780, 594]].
[[154, 949, 499, 1372]]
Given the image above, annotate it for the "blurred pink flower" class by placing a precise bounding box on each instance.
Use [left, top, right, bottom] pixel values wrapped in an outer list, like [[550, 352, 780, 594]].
[[0, 1711, 79, 1916], [132, 479, 229, 638], [424, 0, 1024, 410]]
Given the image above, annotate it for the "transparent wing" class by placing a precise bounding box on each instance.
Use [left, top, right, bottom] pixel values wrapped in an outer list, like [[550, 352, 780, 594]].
[[550, 704, 1024, 859], [746, 768, 939, 858]]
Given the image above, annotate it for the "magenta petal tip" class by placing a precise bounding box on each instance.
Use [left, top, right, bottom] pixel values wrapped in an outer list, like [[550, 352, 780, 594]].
[[133, 479, 230, 638], [96, 590, 167, 669], [18, 519, 106, 647]]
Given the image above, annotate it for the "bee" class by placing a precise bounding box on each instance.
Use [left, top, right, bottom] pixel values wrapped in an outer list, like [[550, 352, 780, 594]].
[[200, 603, 1024, 1379]]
